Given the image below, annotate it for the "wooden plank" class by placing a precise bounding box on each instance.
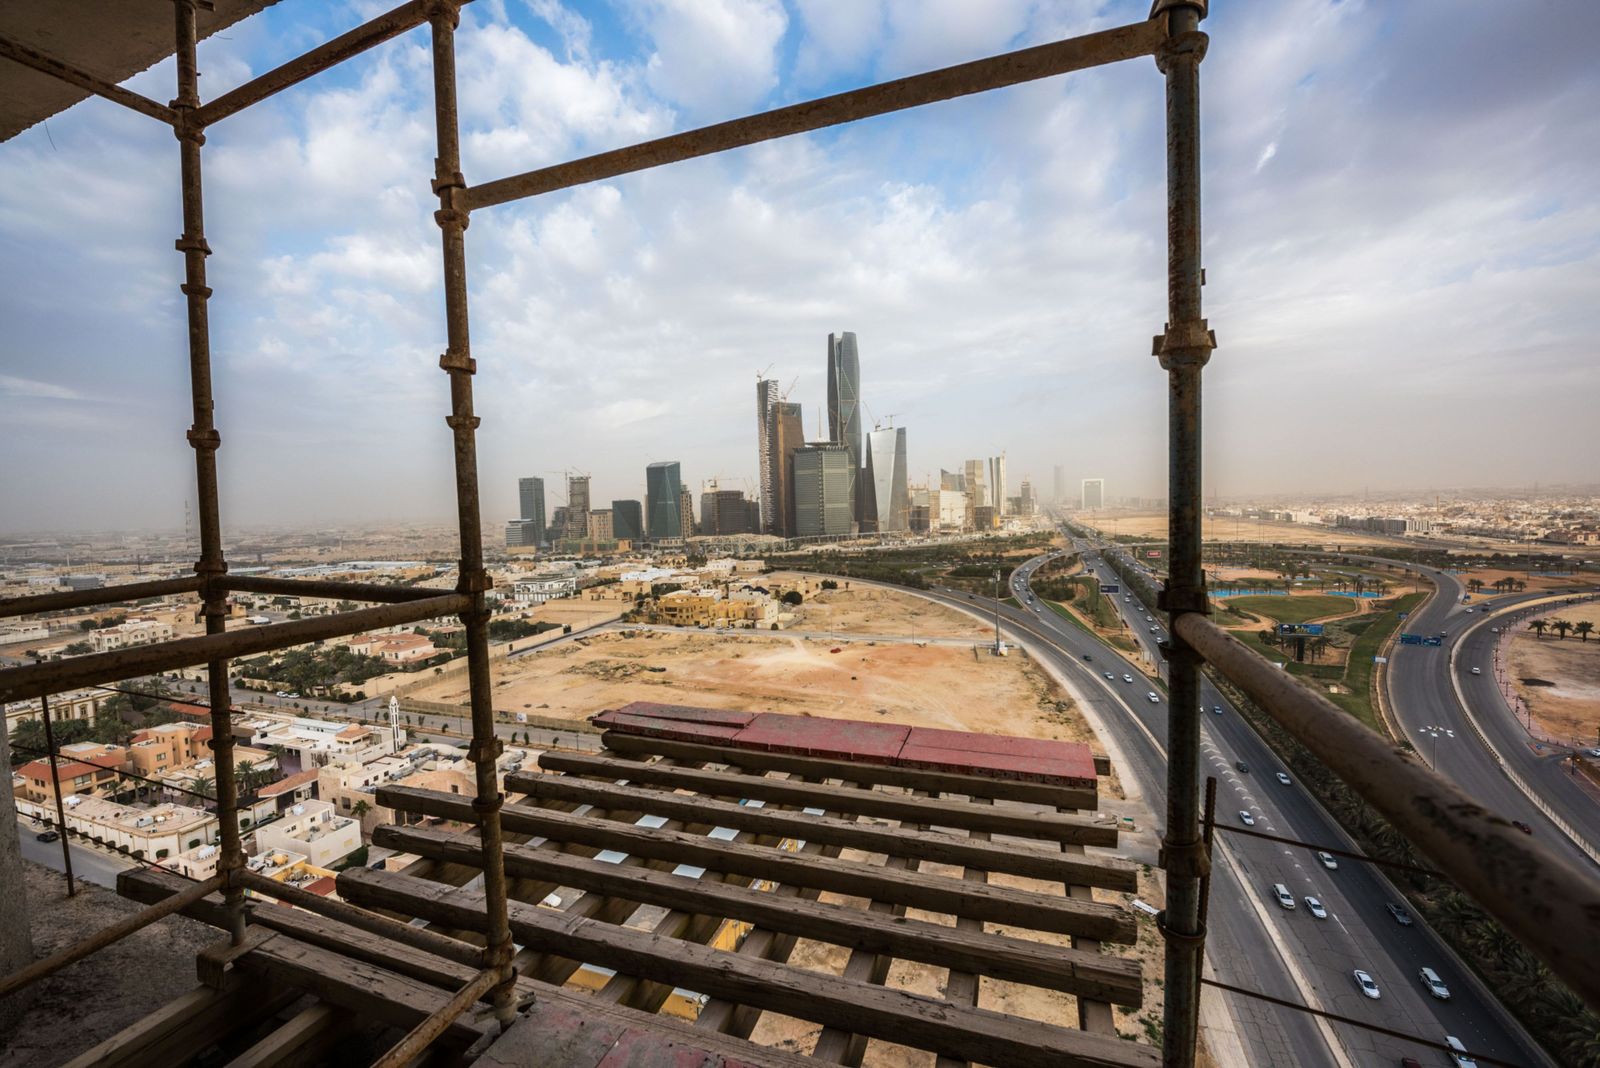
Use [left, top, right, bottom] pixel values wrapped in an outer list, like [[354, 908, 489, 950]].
[[516, 754, 1111, 844], [595, 733, 1098, 809], [337, 868, 1159, 1068], [60, 977, 294, 1068], [373, 814, 1135, 943], [368, 824, 1139, 1003], [223, 1003, 343, 1068], [512, 770, 1134, 888], [936, 801, 992, 1068]]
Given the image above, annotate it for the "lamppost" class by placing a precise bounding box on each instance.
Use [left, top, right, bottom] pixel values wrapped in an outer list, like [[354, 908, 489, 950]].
[[1420, 724, 1454, 772], [992, 569, 1003, 655]]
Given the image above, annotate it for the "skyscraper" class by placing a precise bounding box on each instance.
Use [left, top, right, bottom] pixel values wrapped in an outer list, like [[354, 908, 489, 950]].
[[1053, 465, 1066, 505], [1082, 478, 1105, 510], [517, 477, 547, 546], [645, 462, 682, 541], [679, 485, 695, 540], [827, 332, 862, 527], [964, 460, 988, 509], [565, 475, 590, 540], [793, 444, 853, 537], [989, 454, 1008, 516], [756, 378, 778, 535], [1020, 480, 1036, 516], [701, 488, 761, 536], [864, 426, 908, 532], [767, 401, 804, 538], [611, 500, 643, 543], [941, 469, 964, 492]]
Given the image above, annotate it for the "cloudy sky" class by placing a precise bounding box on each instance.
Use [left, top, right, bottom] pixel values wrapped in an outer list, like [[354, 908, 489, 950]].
[[2, 0, 1596, 533]]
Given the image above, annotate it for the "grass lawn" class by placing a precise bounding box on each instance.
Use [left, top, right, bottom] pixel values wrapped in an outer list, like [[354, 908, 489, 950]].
[[1329, 592, 1426, 730], [1044, 600, 1141, 653], [1228, 594, 1355, 624]]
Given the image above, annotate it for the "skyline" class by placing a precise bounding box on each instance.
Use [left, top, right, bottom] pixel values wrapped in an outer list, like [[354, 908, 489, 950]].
[[1, 1, 1598, 532]]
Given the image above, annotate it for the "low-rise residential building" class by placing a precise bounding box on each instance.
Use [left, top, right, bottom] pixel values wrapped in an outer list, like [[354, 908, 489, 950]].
[[256, 768, 320, 813], [654, 588, 779, 628], [17, 795, 217, 862], [254, 799, 362, 869], [4, 687, 109, 735], [15, 742, 128, 804], [319, 746, 531, 833], [126, 721, 214, 779], [512, 575, 577, 604], [242, 710, 405, 769], [90, 618, 174, 652]]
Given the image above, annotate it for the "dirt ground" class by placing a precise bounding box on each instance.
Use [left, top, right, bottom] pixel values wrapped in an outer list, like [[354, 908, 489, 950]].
[[1079, 511, 1412, 548], [779, 578, 989, 639], [1455, 567, 1599, 596], [1508, 601, 1600, 745]]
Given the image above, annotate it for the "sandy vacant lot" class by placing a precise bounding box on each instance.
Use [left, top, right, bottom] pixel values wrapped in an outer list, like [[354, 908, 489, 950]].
[[1079, 511, 1411, 548], [781, 577, 992, 640], [1508, 601, 1600, 744], [1456, 567, 1599, 597]]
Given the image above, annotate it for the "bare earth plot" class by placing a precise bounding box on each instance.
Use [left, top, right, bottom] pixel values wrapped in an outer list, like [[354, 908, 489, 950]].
[[1078, 511, 1414, 548], [774, 575, 990, 639], [1508, 601, 1600, 745]]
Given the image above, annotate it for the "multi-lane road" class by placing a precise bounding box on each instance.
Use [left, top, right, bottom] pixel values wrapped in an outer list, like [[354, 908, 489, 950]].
[[907, 537, 1545, 1067]]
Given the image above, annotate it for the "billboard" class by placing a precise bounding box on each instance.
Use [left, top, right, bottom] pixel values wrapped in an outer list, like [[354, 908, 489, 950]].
[[1399, 633, 1423, 646], [1277, 623, 1324, 636], [1146, 550, 1161, 558], [1101, 583, 1121, 593]]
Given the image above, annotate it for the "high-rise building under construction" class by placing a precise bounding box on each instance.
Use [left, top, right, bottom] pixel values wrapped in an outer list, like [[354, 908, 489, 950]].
[[755, 377, 778, 535], [827, 332, 862, 529], [767, 401, 804, 538]]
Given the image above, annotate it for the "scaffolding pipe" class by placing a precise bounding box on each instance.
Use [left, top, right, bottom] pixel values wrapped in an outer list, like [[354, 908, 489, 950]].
[[218, 574, 452, 604], [0, 576, 203, 620], [371, 964, 501, 1068], [1154, 4, 1212, 1066], [428, 0, 519, 1033], [236, 870, 484, 967], [461, 18, 1164, 212], [1177, 612, 1600, 1011], [189, 0, 454, 128], [37, 688, 76, 898], [0, 874, 224, 1000], [0, 592, 469, 704], [0, 35, 178, 127]]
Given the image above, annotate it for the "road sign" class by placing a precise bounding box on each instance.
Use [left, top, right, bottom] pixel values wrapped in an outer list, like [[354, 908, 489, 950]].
[[1277, 623, 1324, 636], [1399, 633, 1423, 646], [1423, 636, 1443, 647], [1398, 612, 1408, 620], [1146, 550, 1160, 558], [1101, 584, 1121, 593], [1373, 656, 1388, 664]]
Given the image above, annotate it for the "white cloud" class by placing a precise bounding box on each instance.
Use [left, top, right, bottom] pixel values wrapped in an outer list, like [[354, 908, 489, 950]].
[[637, 0, 789, 118]]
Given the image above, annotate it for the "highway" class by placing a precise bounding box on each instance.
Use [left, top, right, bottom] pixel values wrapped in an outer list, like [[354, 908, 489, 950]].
[[917, 536, 1545, 1067]]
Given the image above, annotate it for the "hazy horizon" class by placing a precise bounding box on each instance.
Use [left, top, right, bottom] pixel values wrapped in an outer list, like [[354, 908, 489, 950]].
[[3, 0, 1597, 530]]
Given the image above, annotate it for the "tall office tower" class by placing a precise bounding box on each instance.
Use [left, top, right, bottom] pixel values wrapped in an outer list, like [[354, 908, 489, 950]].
[[1082, 478, 1105, 510], [611, 500, 643, 543], [941, 469, 964, 492], [547, 506, 569, 544], [1020, 480, 1036, 516], [565, 475, 591, 539], [505, 519, 540, 547], [826, 332, 862, 526], [863, 426, 909, 532], [756, 378, 778, 535], [1053, 465, 1066, 505], [793, 444, 854, 537], [517, 476, 547, 546], [964, 459, 988, 509], [588, 509, 613, 543], [678, 486, 695, 540], [645, 461, 683, 541], [701, 488, 760, 536], [767, 401, 804, 537], [989, 454, 1008, 516]]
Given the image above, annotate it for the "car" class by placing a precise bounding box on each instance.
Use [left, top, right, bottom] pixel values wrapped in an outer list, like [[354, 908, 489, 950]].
[[1122, 674, 1134, 684], [1465, 608, 1474, 613], [1149, 625, 1158, 633], [1386, 902, 1414, 926], [1353, 969, 1381, 999], [1238, 810, 1255, 827], [1144, 614, 1153, 621], [1470, 667, 1481, 675], [1236, 761, 1248, 773], [1147, 692, 1160, 703], [1419, 966, 1451, 1000], [35, 830, 59, 843], [286, 692, 300, 699], [1317, 851, 1338, 870], [275, 690, 288, 697], [1275, 772, 1292, 786], [1511, 820, 1532, 834], [1103, 671, 1115, 680], [1212, 705, 1223, 715], [1445, 1034, 1478, 1067], [1587, 749, 1600, 759], [1305, 896, 1327, 919], [1082, 653, 1093, 661], [1491, 627, 1499, 633], [1272, 883, 1295, 909]]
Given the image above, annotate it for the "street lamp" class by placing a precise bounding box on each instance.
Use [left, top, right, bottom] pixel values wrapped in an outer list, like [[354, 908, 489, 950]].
[[1420, 724, 1454, 772], [992, 569, 1003, 655]]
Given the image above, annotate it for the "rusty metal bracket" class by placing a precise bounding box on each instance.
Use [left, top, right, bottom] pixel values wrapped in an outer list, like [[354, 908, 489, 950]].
[[439, 350, 477, 374], [1154, 911, 1207, 948], [1158, 580, 1211, 615], [197, 926, 275, 989], [1149, 0, 1207, 21], [434, 206, 470, 231], [468, 784, 504, 810], [444, 413, 481, 431], [1158, 835, 1211, 879], [186, 427, 221, 450], [174, 234, 212, 255], [1152, 317, 1216, 369], [1154, 29, 1209, 74], [456, 569, 494, 594]]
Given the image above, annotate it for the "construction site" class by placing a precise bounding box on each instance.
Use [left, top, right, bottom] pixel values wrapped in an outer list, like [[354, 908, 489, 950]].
[[2, 2, 1597, 1068]]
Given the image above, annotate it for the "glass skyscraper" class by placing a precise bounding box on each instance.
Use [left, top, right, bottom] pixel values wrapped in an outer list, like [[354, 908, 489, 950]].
[[517, 476, 546, 546], [645, 461, 683, 541], [827, 332, 862, 527], [864, 426, 908, 532], [611, 499, 643, 542]]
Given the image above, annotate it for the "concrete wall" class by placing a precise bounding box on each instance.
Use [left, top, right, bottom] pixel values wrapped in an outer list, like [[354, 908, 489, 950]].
[[0, 724, 34, 1027]]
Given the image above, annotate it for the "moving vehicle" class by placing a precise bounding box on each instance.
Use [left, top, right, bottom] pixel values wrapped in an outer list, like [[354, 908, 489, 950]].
[[1272, 883, 1295, 909], [1122, 674, 1134, 684], [1275, 772, 1292, 786], [1317, 851, 1338, 870], [1445, 1034, 1478, 1067], [35, 830, 59, 843], [1238, 810, 1255, 827], [1353, 969, 1381, 999], [1419, 966, 1451, 1000], [1212, 705, 1223, 715], [1103, 671, 1115, 680], [1146, 692, 1160, 704], [1305, 896, 1327, 919], [1470, 667, 1481, 675], [1386, 902, 1414, 926], [1236, 761, 1248, 773], [1511, 820, 1532, 834]]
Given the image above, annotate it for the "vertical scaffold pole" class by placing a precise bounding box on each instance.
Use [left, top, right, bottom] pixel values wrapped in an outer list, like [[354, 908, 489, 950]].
[[426, 0, 519, 1030], [38, 688, 76, 898], [171, 0, 247, 946], [1154, 2, 1213, 1065]]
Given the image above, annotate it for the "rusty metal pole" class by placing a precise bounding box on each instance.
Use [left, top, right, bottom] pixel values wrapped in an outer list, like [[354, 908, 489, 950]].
[[171, 0, 246, 947], [1153, 3, 1213, 1066], [38, 688, 76, 897], [427, 0, 519, 1031]]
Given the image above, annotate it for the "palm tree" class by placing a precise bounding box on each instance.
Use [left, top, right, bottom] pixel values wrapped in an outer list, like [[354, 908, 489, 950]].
[[1467, 578, 1485, 595], [351, 799, 372, 821], [1551, 619, 1573, 641], [188, 774, 215, 802], [1575, 621, 1594, 643], [236, 760, 258, 798], [1529, 619, 1549, 639]]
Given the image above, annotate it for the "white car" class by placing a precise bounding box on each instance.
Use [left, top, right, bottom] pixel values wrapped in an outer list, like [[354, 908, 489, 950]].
[[1317, 851, 1338, 870], [1272, 884, 1295, 909], [1305, 896, 1327, 919], [1238, 810, 1255, 827], [1353, 969, 1381, 1000], [1445, 1034, 1477, 1067], [1148, 625, 1158, 633], [1419, 966, 1451, 1000], [1147, 692, 1160, 703], [1104, 671, 1115, 680], [1122, 674, 1134, 684], [1275, 772, 1292, 786]]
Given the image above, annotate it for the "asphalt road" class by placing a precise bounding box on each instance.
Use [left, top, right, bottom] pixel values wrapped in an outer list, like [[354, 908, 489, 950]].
[[16, 818, 137, 890], [924, 538, 1544, 1067]]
